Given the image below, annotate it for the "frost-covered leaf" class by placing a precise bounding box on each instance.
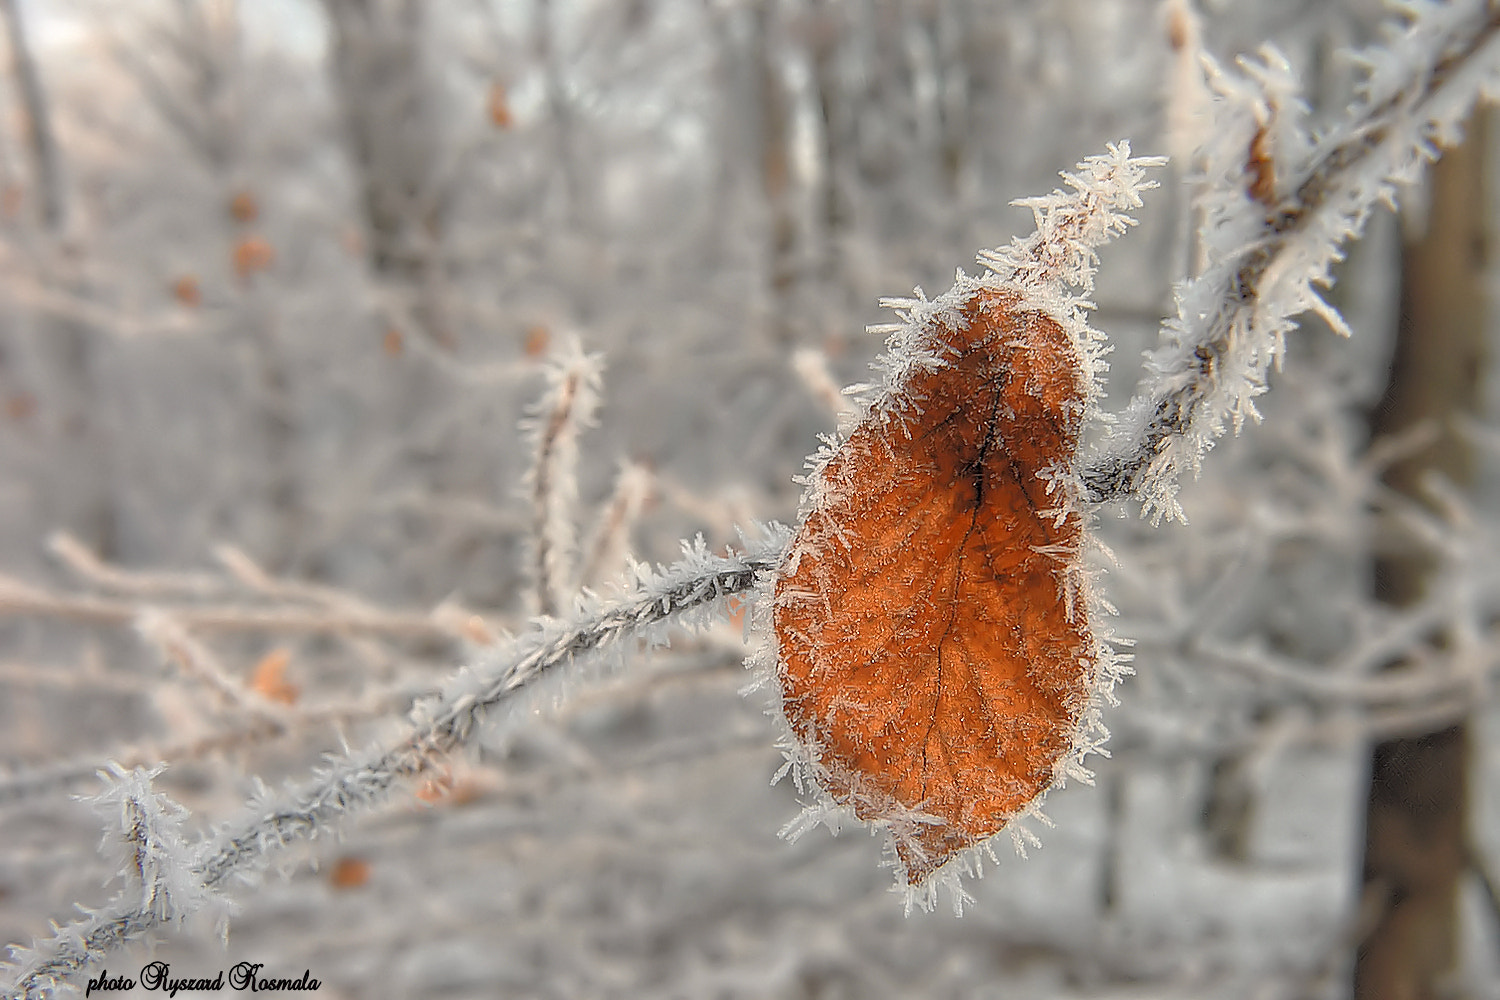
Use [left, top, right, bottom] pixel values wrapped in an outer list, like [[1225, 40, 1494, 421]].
[[768, 146, 1151, 898], [775, 289, 1096, 887]]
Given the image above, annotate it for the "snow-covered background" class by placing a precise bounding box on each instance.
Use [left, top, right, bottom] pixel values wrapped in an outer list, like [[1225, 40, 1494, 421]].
[[1, 1, 1498, 997]]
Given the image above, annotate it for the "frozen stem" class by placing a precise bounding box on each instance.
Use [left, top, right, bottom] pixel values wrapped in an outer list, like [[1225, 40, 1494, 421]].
[[578, 460, 653, 589], [1086, 0, 1500, 520], [523, 335, 602, 615], [1, 529, 786, 999]]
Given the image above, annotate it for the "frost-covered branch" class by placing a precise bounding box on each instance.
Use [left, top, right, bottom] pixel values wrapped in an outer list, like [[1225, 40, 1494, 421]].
[[134, 610, 288, 725], [2, 766, 209, 1000], [1, 531, 785, 999], [194, 532, 779, 887], [47, 532, 229, 599], [0, 572, 465, 641], [1086, 0, 1500, 520], [0, 685, 414, 806], [578, 460, 653, 589], [523, 336, 603, 615], [791, 347, 858, 419]]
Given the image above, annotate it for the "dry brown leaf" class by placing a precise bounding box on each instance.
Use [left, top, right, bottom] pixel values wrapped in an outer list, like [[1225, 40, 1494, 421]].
[[328, 855, 371, 889], [172, 274, 201, 307], [229, 190, 259, 224], [774, 288, 1094, 886], [250, 647, 299, 705], [233, 236, 276, 278], [487, 81, 513, 129]]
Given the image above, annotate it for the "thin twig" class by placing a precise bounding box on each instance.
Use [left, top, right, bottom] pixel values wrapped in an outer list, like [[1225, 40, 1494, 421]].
[[135, 610, 287, 725], [0, 686, 417, 805], [0, 573, 464, 641], [1, 533, 784, 999], [1085, 3, 1500, 515], [524, 337, 602, 615], [47, 532, 228, 598], [578, 460, 652, 588]]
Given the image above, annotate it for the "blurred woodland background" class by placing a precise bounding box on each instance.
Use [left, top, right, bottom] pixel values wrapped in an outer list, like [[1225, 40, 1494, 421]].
[[1, 0, 1499, 997]]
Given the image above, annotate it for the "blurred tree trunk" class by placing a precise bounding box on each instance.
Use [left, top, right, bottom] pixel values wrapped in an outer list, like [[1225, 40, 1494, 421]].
[[119, 3, 303, 570], [806, 0, 848, 276], [852, 0, 914, 192], [1355, 112, 1489, 1000], [699, 0, 746, 276], [2, 0, 120, 558], [751, 0, 797, 345], [533, 0, 581, 232], [1, 0, 63, 229], [322, 0, 453, 348], [920, 0, 970, 199]]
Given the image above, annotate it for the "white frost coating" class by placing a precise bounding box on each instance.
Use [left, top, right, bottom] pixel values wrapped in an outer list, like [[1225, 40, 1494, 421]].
[[759, 144, 1156, 914], [2, 765, 218, 1000], [846, 143, 1163, 444], [521, 333, 604, 615], [2, 529, 788, 1000], [1094, 0, 1500, 522]]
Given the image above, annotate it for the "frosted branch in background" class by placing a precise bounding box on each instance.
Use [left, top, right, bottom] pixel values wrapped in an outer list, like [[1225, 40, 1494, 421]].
[[522, 336, 603, 616], [3, 766, 212, 1000], [578, 460, 653, 589], [134, 610, 288, 727], [1, 529, 785, 999], [0, 684, 414, 807], [1086, 0, 1500, 521], [791, 347, 858, 419]]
